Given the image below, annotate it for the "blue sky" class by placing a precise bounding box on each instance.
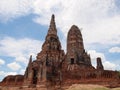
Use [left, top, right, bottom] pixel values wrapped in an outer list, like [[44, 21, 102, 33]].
[[0, 0, 120, 81]]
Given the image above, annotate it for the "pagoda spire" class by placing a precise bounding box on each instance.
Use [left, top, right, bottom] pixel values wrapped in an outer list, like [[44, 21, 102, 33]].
[[48, 14, 57, 35], [28, 55, 32, 67]]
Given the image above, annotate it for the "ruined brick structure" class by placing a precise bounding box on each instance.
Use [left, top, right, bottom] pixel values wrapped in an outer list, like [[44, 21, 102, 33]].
[[23, 15, 65, 89], [66, 25, 94, 70], [0, 14, 120, 89]]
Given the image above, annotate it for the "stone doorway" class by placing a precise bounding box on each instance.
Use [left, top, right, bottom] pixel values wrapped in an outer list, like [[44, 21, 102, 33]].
[[71, 58, 74, 64], [33, 69, 38, 84]]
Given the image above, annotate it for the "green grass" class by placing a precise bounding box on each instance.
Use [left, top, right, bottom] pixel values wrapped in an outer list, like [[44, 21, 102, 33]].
[[94, 87, 109, 90], [112, 88, 120, 90]]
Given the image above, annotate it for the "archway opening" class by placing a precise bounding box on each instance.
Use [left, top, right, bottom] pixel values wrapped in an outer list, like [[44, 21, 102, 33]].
[[33, 69, 38, 84], [71, 58, 74, 64]]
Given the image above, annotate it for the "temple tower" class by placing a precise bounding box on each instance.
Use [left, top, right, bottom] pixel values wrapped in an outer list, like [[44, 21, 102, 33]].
[[66, 25, 93, 70], [96, 57, 104, 70], [66, 25, 84, 64], [23, 15, 65, 88], [40, 14, 61, 52], [36, 14, 65, 86], [37, 14, 64, 64]]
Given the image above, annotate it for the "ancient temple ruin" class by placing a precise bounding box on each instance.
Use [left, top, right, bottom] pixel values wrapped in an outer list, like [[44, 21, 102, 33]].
[[0, 14, 120, 89]]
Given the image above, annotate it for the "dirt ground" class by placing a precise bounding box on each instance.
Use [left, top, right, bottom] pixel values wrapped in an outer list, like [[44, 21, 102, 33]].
[[1, 84, 120, 90], [66, 84, 120, 90]]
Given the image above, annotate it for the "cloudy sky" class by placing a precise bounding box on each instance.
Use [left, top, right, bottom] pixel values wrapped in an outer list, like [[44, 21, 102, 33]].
[[0, 0, 120, 81]]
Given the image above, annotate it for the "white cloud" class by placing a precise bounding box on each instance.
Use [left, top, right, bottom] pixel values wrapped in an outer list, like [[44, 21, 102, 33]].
[[19, 69, 25, 75], [88, 50, 105, 61], [0, 71, 17, 77], [0, 0, 120, 46], [88, 50, 117, 70], [109, 47, 120, 53], [0, 59, 5, 65], [103, 61, 116, 70], [0, 68, 25, 81], [83, 16, 120, 45], [31, 0, 120, 46], [0, 0, 33, 22], [0, 36, 42, 80], [0, 37, 42, 64], [7, 62, 21, 71], [0, 71, 17, 81]]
